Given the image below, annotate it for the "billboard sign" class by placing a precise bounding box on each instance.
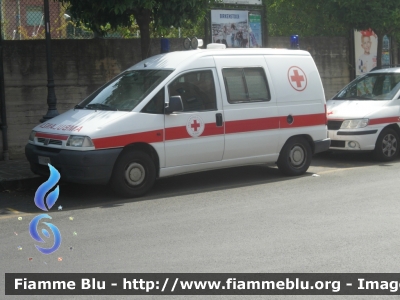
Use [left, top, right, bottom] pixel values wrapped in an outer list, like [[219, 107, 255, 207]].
[[354, 29, 391, 76], [211, 9, 262, 48]]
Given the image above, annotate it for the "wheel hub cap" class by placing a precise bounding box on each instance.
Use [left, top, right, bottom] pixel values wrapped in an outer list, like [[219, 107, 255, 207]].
[[125, 163, 145, 186], [383, 134, 397, 157], [290, 145, 305, 167]]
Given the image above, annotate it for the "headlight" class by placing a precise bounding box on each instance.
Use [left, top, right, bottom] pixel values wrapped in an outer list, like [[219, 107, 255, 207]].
[[29, 130, 36, 142], [340, 119, 369, 129], [66, 135, 94, 147]]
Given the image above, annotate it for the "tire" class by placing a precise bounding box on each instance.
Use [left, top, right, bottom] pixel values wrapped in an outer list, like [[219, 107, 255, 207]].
[[373, 128, 399, 162], [277, 137, 312, 176], [110, 150, 156, 198]]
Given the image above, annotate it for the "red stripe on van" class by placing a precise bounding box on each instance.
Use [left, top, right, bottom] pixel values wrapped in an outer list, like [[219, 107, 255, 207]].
[[92, 113, 326, 149], [279, 113, 326, 128], [369, 117, 400, 125], [92, 130, 163, 149], [225, 117, 280, 134], [36, 132, 69, 140], [165, 123, 225, 140]]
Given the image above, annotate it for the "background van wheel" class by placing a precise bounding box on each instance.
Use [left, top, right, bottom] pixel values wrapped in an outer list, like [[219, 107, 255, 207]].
[[373, 128, 399, 162], [111, 150, 156, 198], [277, 137, 312, 176]]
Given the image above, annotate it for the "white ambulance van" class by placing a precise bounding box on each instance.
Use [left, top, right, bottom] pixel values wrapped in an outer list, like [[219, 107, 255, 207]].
[[26, 45, 330, 197], [327, 67, 400, 161]]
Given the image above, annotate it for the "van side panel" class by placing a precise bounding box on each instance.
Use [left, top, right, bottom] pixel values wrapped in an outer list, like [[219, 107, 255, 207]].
[[214, 55, 280, 161], [90, 113, 166, 168], [264, 55, 327, 149]]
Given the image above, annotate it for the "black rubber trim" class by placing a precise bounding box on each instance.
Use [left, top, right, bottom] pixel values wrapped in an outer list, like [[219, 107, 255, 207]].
[[337, 130, 378, 136], [330, 140, 345, 148], [25, 143, 123, 184], [313, 138, 331, 154]]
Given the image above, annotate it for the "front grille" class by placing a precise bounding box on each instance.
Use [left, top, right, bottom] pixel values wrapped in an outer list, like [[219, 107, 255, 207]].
[[330, 140, 345, 148], [49, 139, 62, 145], [327, 121, 343, 130], [37, 138, 62, 146], [36, 146, 61, 153]]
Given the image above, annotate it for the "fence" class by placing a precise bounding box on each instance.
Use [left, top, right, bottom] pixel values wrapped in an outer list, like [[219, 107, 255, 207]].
[[0, 0, 94, 40]]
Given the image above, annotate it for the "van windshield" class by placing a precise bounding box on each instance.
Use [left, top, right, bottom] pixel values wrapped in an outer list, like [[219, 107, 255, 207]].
[[78, 70, 173, 111], [333, 73, 400, 101]]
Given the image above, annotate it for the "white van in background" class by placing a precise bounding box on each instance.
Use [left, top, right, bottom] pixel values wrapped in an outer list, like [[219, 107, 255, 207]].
[[327, 67, 400, 161], [26, 45, 330, 197]]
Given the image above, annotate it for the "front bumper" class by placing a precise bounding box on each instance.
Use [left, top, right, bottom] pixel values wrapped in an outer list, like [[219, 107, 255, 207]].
[[25, 143, 122, 184], [328, 129, 378, 151], [313, 138, 331, 154]]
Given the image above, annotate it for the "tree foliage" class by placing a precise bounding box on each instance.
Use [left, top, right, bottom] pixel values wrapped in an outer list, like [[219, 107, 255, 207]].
[[266, 0, 400, 68], [56, 0, 213, 59], [329, 0, 400, 68], [265, 0, 347, 37]]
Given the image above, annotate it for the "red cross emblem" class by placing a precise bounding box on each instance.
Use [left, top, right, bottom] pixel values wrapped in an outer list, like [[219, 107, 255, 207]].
[[191, 120, 200, 131], [288, 66, 307, 91], [291, 70, 304, 87], [186, 115, 205, 137]]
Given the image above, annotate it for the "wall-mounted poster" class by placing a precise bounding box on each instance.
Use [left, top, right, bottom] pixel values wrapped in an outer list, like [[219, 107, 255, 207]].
[[354, 29, 391, 76], [248, 13, 262, 48], [355, 29, 378, 75], [382, 35, 391, 67], [211, 10, 250, 48]]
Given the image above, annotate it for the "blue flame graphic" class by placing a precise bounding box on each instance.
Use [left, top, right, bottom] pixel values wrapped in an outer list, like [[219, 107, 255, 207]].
[[34, 164, 60, 211], [29, 214, 62, 255]]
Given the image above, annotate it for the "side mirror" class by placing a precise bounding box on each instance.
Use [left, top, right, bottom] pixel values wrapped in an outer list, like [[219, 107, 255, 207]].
[[165, 96, 183, 114]]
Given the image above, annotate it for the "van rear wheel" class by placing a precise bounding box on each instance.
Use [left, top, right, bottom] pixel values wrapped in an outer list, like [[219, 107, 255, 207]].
[[110, 150, 156, 198], [373, 128, 399, 162], [277, 137, 312, 176]]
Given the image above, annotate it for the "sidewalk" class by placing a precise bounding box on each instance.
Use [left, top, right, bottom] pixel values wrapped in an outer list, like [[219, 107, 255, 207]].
[[0, 158, 41, 191]]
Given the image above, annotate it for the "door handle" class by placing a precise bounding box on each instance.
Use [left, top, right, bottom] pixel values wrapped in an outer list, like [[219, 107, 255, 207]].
[[216, 113, 223, 127]]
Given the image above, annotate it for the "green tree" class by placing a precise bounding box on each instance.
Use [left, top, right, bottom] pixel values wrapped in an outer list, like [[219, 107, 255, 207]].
[[265, 0, 346, 37], [57, 0, 214, 59], [266, 0, 400, 68], [329, 0, 400, 69]]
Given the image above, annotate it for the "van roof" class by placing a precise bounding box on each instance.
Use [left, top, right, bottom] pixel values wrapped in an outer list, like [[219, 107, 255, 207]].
[[128, 48, 311, 70]]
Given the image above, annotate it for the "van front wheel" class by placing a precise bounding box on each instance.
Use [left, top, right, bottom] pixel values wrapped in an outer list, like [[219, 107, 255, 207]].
[[277, 137, 312, 176], [373, 128, 399, 161], [111, 150, 156, 198]]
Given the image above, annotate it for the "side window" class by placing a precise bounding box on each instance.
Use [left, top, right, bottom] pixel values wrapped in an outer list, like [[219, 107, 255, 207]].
[[223, 69, 247, 102], [168, 70, 217, 112], [141, 88, 164, 114], [223, 67, 271, 103]]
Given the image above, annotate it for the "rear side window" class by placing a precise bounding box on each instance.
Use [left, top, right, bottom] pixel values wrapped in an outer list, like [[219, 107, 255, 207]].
[[222, 67, 270, 103]]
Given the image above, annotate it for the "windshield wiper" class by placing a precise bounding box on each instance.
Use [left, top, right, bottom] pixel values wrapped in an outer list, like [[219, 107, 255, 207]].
[[85, 103, 118, 111], [74, 104, 84, 109]]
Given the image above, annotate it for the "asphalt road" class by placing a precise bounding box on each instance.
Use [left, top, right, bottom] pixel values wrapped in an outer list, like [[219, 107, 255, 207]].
[[1, 151, 400, 299]]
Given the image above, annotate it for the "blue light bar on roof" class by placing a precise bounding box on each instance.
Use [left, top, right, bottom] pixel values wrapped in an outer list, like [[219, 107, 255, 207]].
[[290, 35, 299, 49]]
